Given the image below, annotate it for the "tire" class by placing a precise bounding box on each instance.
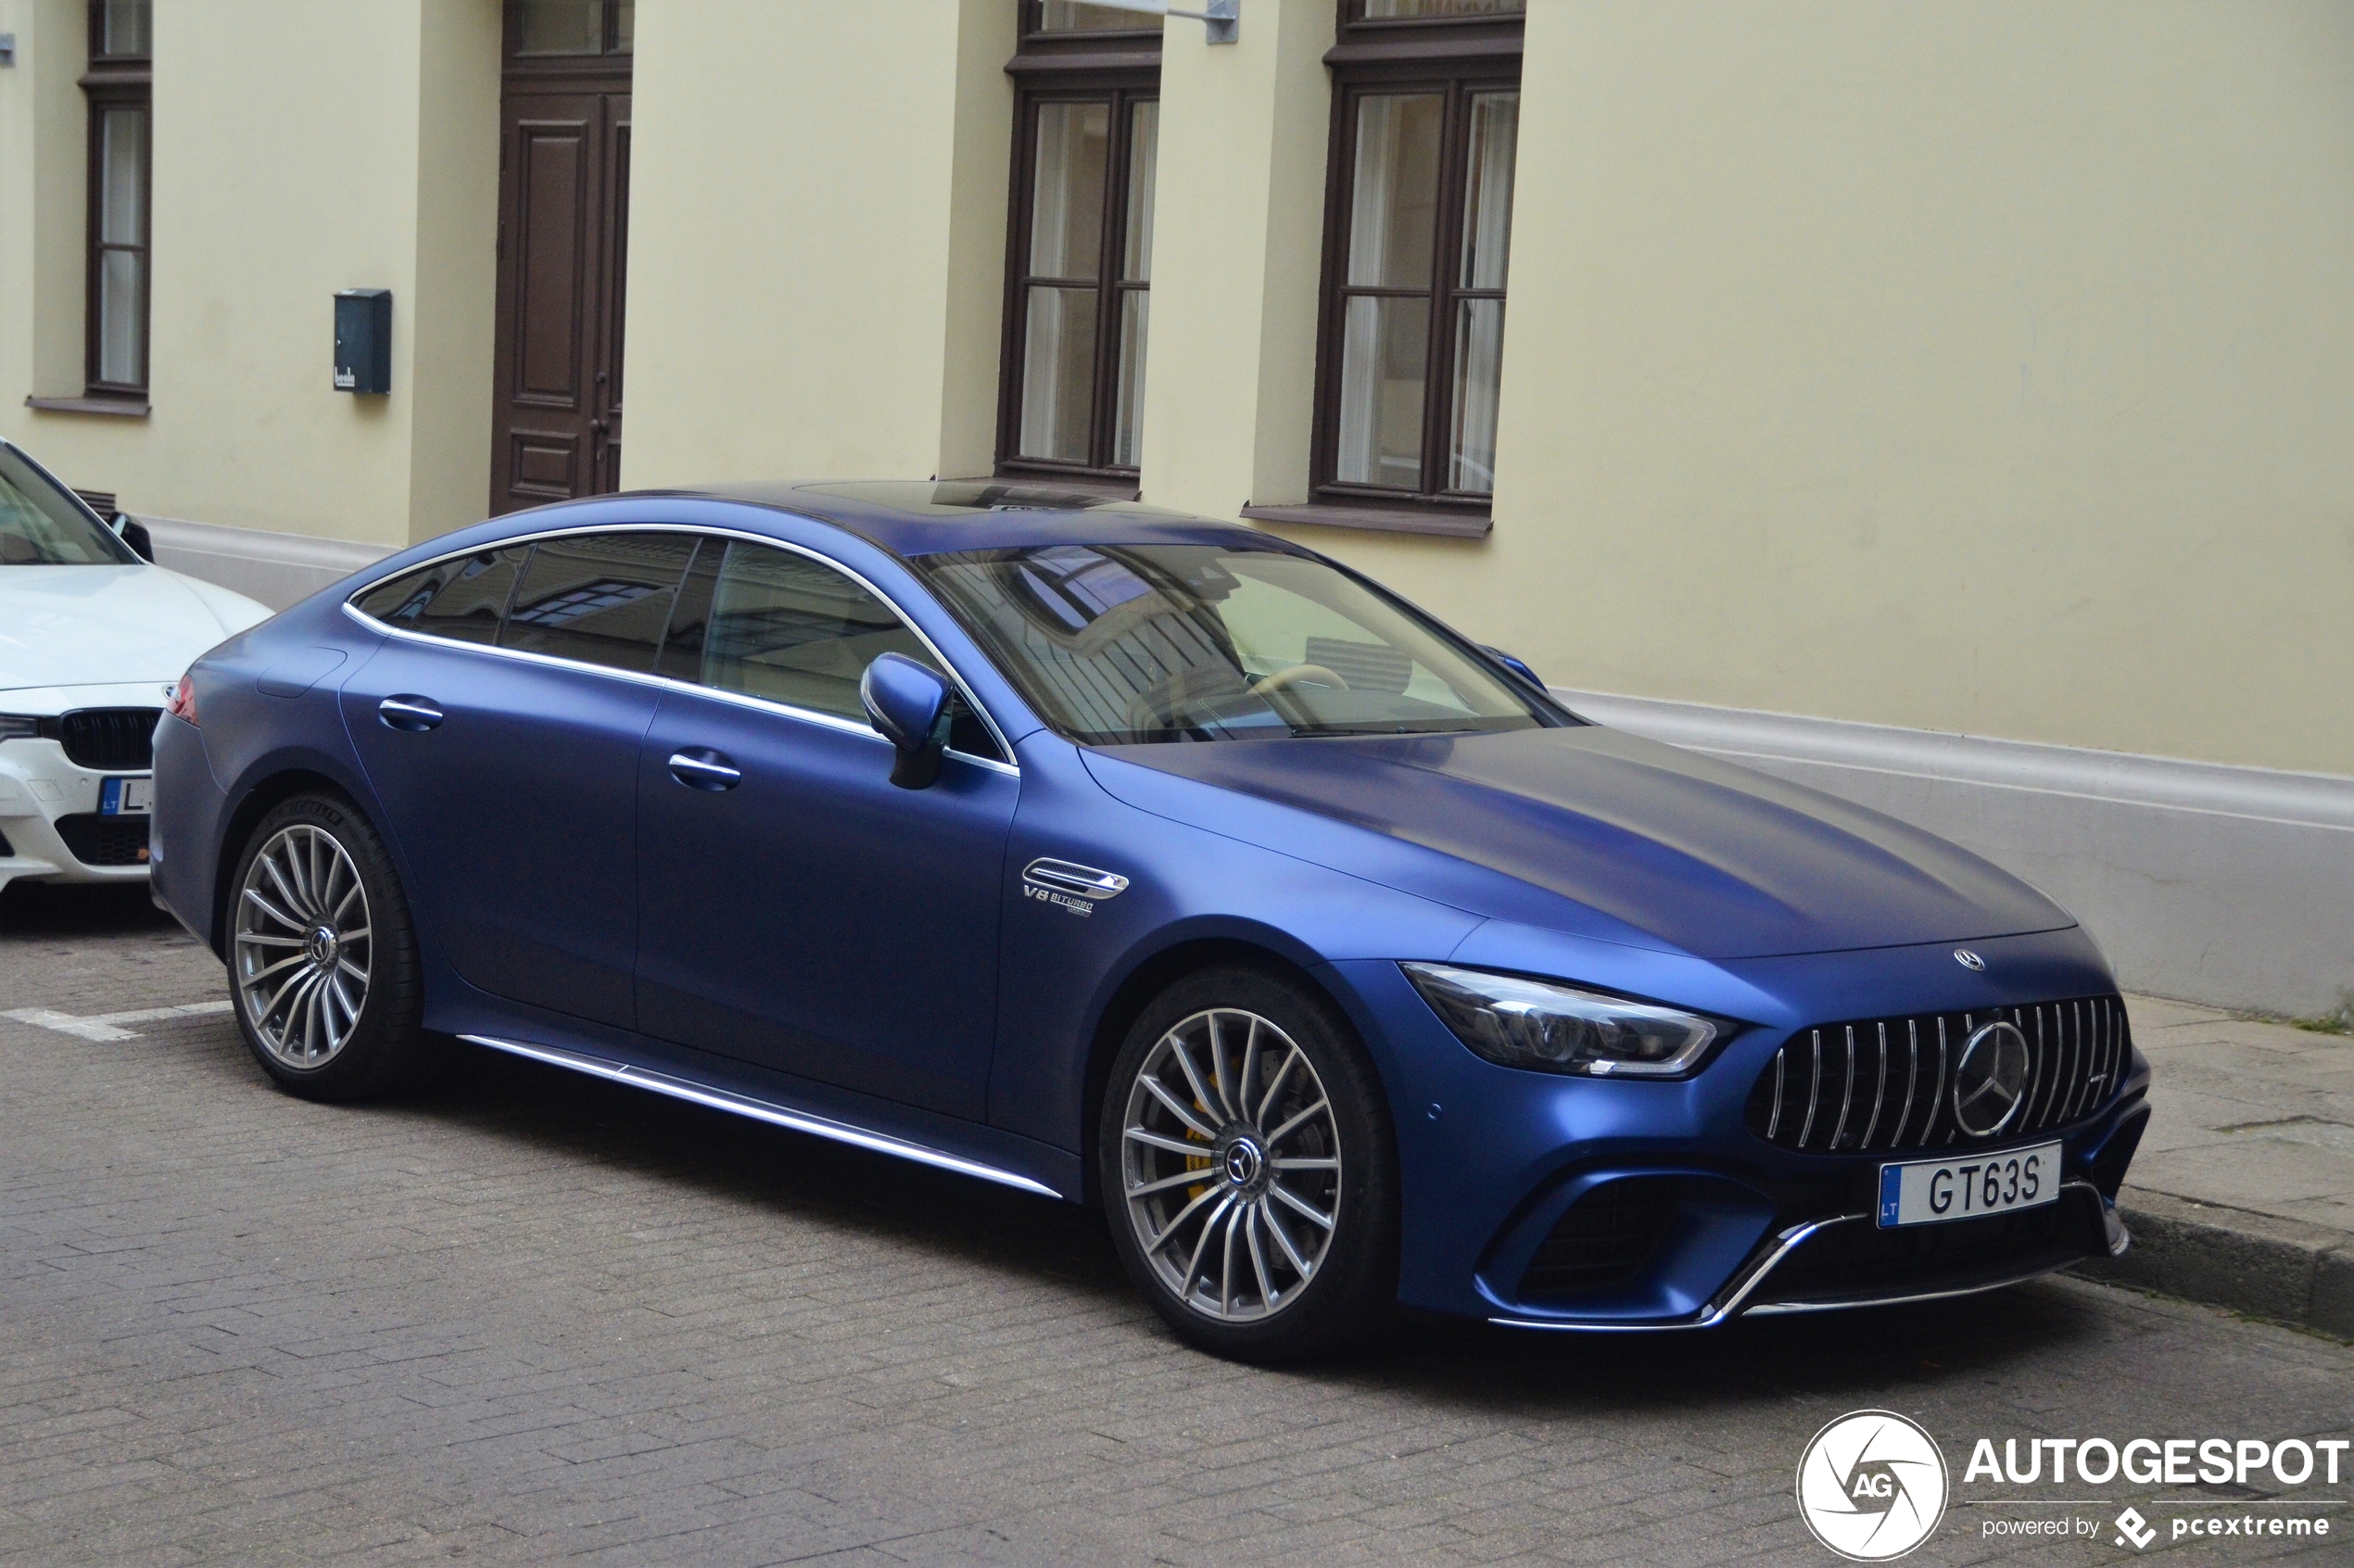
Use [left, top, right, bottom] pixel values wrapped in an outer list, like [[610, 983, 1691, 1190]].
[[1098, 966, 1399, 1363], [225, 791, 427, 1101]]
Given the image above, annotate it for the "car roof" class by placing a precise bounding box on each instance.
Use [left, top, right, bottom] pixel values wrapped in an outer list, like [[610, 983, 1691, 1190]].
[[634, 480, 1298, 560]]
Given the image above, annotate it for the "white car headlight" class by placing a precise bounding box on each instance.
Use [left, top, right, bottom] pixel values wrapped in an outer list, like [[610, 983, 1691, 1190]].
[[0, 714, 41, 741], [1401, 963, 1722, 1078]]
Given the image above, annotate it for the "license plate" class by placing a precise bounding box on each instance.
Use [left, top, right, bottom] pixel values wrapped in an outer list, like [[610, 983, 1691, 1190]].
[[100, 776, 154, 816], [1878, 1142, 2060, 1227]]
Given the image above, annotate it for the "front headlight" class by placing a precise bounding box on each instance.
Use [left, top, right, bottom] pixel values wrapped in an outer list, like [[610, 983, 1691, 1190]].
[[0, 714, 40, 741], [1401, 963, 1722, 1078]]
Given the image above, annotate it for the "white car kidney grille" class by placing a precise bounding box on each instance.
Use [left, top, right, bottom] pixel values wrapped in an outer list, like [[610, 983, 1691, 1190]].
[[53, 707, 160, 771]]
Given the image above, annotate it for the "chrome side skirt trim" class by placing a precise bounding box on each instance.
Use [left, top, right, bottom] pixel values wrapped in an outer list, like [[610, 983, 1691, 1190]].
[[459, 1033, 1062, 1199]]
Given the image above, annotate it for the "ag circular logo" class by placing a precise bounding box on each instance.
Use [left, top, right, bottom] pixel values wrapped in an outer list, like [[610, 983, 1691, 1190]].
[[1796, 1410, 1948, 1561]]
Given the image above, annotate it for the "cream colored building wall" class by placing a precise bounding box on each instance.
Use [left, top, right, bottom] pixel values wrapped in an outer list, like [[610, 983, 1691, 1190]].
[[1282, 0, 2354, 778], [623, 0, 1015, 491], [1138, 0, 1332, 516], [0, 0, 500, 548]]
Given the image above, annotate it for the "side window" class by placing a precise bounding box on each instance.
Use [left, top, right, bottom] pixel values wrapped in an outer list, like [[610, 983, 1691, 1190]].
[[500, 531, 697, 673], [661, 538, 1005, 761], [352, 546, 530, 645]]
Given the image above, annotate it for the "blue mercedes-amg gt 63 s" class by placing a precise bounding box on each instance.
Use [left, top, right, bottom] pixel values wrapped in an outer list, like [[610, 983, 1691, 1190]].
[[149, 482, 2147, 1361]]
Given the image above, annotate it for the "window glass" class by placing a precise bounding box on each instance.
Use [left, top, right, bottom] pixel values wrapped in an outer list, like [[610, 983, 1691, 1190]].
[[1003, 81, 1158, 478], [1112, 100, 1158, 469], [1449, 91, 1516, 491], [1018, 103, 1110, 465], [1039, 2, 1163, 31], [95, 107, 148, 387], [0, 447, 135, 566], [516, 0, 601, 53], [915, 543, 1551, 744], [513, 0, 631, 55], [662, 540, 1002, 760], [95, 0, 150, 57], [1321, 69, 1520, 502], [500, 532, 694, 671], [684, 543, 930, 720], [355, 547, 530, 646], [1361, 1, 1524, 16]]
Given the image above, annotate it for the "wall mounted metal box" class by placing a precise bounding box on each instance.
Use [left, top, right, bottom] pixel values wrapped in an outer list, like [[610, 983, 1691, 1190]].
[[333, 290, 392, 395]]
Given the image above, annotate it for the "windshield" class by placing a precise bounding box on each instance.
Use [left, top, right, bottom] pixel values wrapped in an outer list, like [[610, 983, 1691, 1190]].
[[913, 542, 1560, 743], [0, 446, 134, 566]]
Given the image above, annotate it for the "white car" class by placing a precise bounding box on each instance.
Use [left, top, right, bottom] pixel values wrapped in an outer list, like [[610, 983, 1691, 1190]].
[[1, 439, 270, 896]]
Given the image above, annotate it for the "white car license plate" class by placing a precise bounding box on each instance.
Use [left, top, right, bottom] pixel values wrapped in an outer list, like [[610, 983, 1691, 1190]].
[[1878, 1142, 2060, 1227], [100, 776, 154, 816]]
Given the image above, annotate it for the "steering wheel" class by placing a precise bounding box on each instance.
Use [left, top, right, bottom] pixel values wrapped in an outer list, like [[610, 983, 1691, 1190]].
[[1249, 663, 1349, 699]]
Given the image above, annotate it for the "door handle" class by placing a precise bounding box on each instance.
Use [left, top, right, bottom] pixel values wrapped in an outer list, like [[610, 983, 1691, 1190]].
[[667, 748, 740, 791], [378, 695, 444, 732]]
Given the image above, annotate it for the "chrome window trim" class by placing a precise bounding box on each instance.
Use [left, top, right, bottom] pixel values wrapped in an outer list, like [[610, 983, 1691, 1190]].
[[340, 521, 1021, 776]]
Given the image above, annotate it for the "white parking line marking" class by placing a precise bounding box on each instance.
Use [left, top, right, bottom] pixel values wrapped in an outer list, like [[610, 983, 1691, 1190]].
[[4, 1000, 233, 1041]]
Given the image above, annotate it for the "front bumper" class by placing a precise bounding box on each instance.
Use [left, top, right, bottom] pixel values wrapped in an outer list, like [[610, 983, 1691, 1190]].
[[1328, 925, 2153, 1328], [1487, 1174, 2135, 1333], [0, 689, 165, 887]]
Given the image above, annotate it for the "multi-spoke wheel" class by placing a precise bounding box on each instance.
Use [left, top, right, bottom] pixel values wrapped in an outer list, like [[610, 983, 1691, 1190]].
[[1102, 968, 1398, 1362], [1120, 1008, 1340, 1321], [226, 793, 425, 1100], [235, 822, 371, 1067]]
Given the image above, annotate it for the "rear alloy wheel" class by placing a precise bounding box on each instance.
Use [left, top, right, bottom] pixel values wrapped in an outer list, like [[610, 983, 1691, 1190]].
[[1101, 968, 1398, 1362], [229, 793, 425, 1100]]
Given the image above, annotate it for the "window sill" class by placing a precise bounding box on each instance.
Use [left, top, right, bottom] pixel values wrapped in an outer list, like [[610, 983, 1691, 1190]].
[[25, 395, 150, 419], [1240, 502, 1491, 540], [979, 471, 1142, 502]]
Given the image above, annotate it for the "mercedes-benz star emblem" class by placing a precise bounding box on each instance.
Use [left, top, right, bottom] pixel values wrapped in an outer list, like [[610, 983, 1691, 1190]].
[[1953, 949, 1985, 971], [1951, 1020, 2030, 1136]]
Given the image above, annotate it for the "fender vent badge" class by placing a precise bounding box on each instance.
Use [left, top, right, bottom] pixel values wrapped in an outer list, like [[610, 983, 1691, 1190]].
[[1023, 858, 1129, 917]]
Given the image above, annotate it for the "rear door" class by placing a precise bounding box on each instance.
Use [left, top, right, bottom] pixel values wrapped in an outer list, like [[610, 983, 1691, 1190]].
[[632, 537, 1019, 1119], [343, 529, 695, 1028]]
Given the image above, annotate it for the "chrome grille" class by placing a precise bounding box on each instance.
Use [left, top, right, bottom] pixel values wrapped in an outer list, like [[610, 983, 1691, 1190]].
[[1742, 995, 2131, 1154]]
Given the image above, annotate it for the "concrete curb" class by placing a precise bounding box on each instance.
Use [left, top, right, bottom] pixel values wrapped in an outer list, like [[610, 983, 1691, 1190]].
[[2070, 1187, 2354, 1338]]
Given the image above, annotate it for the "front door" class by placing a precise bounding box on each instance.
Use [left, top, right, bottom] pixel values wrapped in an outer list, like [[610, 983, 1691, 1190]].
[[487, 9, 631, 513], [631, 537, 1020, 1120]]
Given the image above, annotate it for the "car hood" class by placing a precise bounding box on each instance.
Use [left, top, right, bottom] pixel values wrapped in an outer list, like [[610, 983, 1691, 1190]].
[[1081, 724, 2072, 960], [0, 564, 270, 693]]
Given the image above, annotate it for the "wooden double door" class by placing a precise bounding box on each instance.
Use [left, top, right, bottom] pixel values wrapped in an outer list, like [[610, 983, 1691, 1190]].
[[489, 72, 630, 513]]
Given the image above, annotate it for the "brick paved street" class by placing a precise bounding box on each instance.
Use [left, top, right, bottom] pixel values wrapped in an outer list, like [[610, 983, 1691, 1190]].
[[3, 886, 2349, 1567]]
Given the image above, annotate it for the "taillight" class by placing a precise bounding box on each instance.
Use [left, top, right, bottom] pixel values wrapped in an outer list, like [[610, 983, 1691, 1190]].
[[167, 672, 199, 727]]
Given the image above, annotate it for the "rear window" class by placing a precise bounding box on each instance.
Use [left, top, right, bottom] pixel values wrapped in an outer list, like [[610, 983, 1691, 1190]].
[[353, 547, 529, 645]]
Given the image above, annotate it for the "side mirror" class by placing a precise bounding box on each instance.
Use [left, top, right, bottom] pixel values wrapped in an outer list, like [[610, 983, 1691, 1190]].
[[860, 652, 953, 790], [1479, 644, 1544, 691], [112, 514, 155, 563]]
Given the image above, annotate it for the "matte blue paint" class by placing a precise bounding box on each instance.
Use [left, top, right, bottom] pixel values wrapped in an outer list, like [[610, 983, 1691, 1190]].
[[151, 485, 2148, 1329]]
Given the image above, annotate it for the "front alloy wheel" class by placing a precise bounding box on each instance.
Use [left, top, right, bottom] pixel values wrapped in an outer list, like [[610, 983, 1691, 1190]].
[[1103, 968, 1398, 1362], [1120, 1008, 1342, 1321]]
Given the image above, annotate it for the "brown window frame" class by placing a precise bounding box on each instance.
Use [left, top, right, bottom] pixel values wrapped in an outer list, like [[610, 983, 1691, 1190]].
[[995, 5, 1161, 491], [1298, 2, 1523, 532], [81, 0, 152, 403]]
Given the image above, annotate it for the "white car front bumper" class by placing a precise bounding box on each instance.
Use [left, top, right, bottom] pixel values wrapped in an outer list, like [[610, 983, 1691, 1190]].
[[0, 682, 172, 891]]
